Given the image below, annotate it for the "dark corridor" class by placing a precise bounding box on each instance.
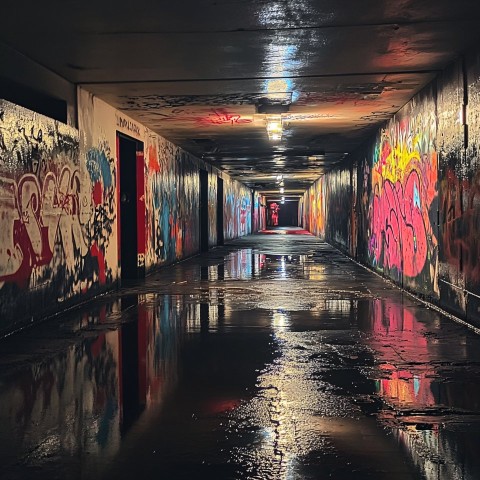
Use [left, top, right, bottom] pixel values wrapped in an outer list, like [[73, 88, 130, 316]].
[[278, 200, 299, 226]]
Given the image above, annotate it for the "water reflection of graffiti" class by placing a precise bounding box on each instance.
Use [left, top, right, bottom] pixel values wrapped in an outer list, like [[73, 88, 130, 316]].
[[361, 298, 435, 407], [225, 250, 253, 280], [0, 320, 120, 474]]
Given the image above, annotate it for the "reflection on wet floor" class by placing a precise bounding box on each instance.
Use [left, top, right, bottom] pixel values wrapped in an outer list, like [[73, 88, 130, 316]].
[[1, 236, 480, 479]]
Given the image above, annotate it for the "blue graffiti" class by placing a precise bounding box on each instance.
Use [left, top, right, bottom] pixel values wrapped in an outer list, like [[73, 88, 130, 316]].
[[87, 148, 113, 188]]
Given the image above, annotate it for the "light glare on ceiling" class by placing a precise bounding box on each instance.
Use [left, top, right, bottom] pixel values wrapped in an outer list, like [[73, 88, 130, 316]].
[[266, 115, 283, 141]]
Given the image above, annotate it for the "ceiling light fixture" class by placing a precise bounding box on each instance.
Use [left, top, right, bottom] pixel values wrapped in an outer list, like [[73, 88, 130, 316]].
[[266, 115, 283, 141]]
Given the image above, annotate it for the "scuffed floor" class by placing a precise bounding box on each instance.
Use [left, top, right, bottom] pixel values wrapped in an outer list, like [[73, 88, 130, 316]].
[[1, 233, 480, 479]]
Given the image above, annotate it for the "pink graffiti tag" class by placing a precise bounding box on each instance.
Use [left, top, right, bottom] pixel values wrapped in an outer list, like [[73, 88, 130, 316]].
[[198, 109, 253, 126], [370, 170, 428, 277]]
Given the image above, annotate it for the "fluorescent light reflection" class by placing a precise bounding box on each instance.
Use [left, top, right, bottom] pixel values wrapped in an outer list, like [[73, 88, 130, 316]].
[[272, 309, 291, 330]]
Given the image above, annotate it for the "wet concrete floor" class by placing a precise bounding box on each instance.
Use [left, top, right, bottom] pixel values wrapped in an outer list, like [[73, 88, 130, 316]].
[[1, 232, 480, 479]]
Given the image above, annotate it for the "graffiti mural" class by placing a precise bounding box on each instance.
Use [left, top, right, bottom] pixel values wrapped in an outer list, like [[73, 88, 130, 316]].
[[252, 193, 266, 232], [144, 134, 200, 269], [303, 89, 439, 294], [365, 90, 439, 295], [436, 54, 480, 322], [464, 59, 480, 299], [326, 166, 353, 251], [197, 109, 253, 126], [295, 57, 480, 324], [224, 177, 252, 240], [304, 175, 326, 238], [0, 99, 116, 333], [208, 170, 217, 246]]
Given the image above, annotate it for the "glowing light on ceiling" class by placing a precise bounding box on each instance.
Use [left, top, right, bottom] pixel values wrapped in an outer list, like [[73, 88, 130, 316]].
[[266, 115, 283, 141]]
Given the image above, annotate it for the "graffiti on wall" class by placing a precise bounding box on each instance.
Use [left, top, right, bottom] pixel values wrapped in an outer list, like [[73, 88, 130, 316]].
[[304, 176, 326, 238], [0, 322, 121, 469], [0, 100, 116, 329], [366, 104, 439, 294], [440, 169, 480, 286], [438, 60, 480, 299], [251, 193, 266, 232], [303, 93, 439, 294], [253, 193, 266, 232], [144, 135, 200, 268], [326, 167, 352, 250], [224, 177, 251, 240], [208, 171, 217, 246]]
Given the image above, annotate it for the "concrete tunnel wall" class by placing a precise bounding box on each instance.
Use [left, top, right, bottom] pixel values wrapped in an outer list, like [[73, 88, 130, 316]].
[[302, 48, 480, 328], [0, 89, 265, 336]]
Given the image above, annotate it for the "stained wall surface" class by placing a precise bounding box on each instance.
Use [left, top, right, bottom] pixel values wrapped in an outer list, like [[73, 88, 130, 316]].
[[0, 92, 252, 335], [303, 51, 480, 327]]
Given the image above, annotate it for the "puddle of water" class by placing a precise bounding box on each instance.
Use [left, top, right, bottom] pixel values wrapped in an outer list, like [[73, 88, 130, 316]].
[[2, 245, 480, 479]]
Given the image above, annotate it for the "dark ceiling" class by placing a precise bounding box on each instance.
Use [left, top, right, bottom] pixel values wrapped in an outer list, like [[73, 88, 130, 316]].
[[2, 0, 480, 197]]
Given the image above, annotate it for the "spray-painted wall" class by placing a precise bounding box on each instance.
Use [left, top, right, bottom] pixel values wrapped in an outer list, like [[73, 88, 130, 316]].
[[208, 171, 218, 246], [224, 176, 252, 240], [304, 175, 326, 239], [438, 52, 480, 320], [303, 51, 480, 326], [252, 192, 266, 232], [0, 92, 252, 335], [80, 89, 250, 270], [144, 132, 200, 268], [361, 84, 439, 296], [0, 99, 113, 333]]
